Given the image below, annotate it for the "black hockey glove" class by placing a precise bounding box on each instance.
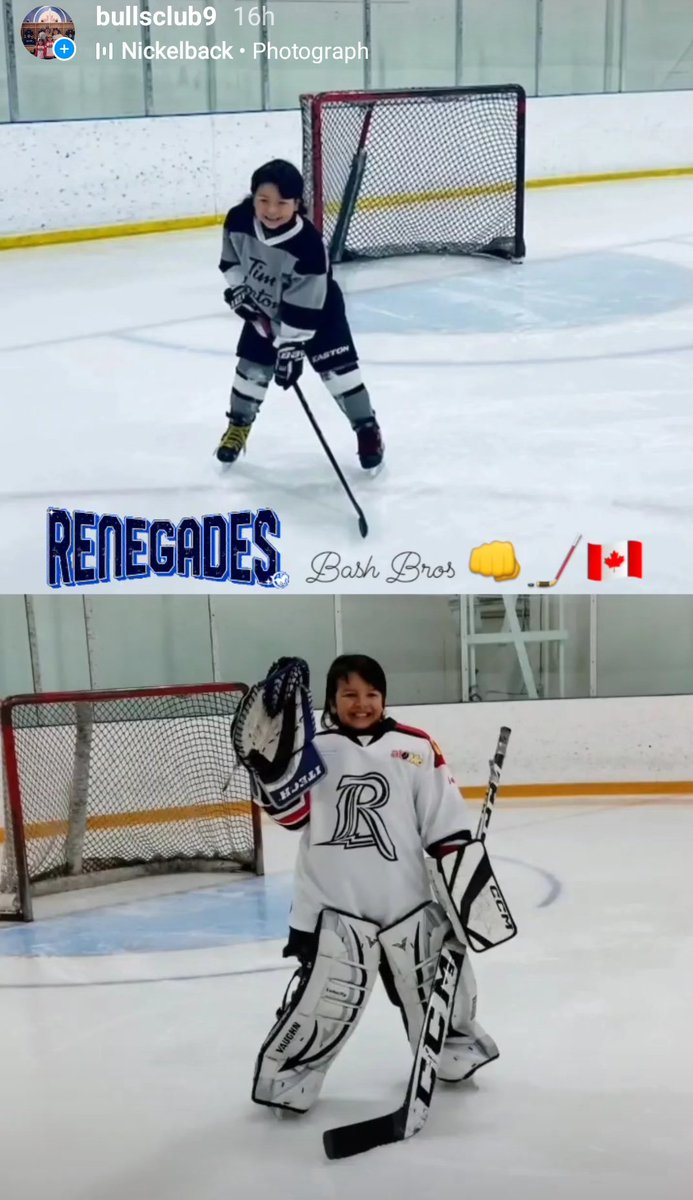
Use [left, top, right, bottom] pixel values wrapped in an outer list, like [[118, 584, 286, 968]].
[[274, 342, 305, 390], [224, 285, 261, 323]]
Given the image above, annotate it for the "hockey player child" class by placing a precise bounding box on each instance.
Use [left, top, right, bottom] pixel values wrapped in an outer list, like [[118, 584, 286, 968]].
[[216, 159, 384, 471], [232, 654, 504, 1115]]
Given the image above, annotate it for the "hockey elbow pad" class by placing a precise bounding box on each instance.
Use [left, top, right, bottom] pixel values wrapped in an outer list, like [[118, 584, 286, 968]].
[[427, 841, 517, 952]]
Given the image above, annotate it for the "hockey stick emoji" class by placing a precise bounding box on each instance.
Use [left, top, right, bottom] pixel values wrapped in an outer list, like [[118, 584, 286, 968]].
[[527, 534, 582, 588]]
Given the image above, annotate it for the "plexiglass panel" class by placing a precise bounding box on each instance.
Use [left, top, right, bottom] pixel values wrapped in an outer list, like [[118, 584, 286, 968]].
[[459, 0, 537, 94], [209, 596, 337, 693], [0, 4, 10, 121], [0, 596, 33, 695], [539, 0, 611, 96], [595, 596, 693, 696], [264, 1, 366, 110], [3, 0, 693, 123], [464, 595, 591, 702], [84, 596, 214, 688], [621, 0, 693, 91], [211, 1, 263, 113], [370, 0, 457, 89], [341, 596, 462, 705], [29, 595, 91, 691], [13, 0, 146, 120], [149, 1, 262, 115], [2, 596, 693, 702]]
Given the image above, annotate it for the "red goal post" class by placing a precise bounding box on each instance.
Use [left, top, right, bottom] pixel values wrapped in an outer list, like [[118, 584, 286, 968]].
[[301, 84, 526, 264], [0, 683, 263, 923]]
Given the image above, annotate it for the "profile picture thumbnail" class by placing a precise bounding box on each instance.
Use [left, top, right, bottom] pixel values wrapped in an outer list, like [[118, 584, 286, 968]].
[[21, 6, 75, 60]]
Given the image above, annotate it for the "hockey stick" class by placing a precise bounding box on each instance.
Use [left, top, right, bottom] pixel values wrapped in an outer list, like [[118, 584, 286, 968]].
[[323, 726, 512, 1161], [329, 104, 375, 264], [476, 725, 512, 841], [293, 382, 369, 538], [323, 938, 464, 1160], [527, 534, 582, 588]]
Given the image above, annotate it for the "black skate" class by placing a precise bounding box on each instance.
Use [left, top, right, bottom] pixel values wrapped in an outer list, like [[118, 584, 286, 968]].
[[216, 418, 252, 464], [355, 417, 384, 472]]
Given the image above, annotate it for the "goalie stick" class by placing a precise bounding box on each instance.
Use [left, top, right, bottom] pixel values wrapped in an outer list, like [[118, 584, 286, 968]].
[[323, 725, 512, 1161], [329, 103, 375, 264]]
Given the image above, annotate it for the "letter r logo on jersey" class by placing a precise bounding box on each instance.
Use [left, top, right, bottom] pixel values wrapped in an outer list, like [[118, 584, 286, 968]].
[[319, 772, 397, 861]]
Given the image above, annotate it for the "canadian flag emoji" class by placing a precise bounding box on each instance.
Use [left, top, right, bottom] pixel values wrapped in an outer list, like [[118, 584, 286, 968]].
[[587, 541, 643, 581]]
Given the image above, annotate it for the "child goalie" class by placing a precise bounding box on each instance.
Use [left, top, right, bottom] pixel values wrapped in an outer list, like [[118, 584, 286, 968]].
[[216, 159, 384, 471], [232, 654, 515, 1114]]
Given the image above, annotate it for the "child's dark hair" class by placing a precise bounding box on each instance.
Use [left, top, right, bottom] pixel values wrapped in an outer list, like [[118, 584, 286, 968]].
[[250, 159, 307, 216], [322, 654, 387, 729]]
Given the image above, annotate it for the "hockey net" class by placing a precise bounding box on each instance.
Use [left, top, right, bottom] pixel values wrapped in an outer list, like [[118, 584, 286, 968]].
[[301, 85, 526, 263], [0, 683, 262, 922]]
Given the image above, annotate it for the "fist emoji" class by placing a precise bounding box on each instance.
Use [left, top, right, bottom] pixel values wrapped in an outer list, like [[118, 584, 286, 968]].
[[469, 541, 520, 582]]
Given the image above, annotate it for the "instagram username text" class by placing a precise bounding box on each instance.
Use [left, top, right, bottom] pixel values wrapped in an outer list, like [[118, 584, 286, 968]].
[[97, 4, 218, 25], [95, 5, 367, 62]]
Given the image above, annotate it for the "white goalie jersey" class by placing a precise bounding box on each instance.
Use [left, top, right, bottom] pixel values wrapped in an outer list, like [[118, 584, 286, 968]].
[[258, 718, 472, 932]]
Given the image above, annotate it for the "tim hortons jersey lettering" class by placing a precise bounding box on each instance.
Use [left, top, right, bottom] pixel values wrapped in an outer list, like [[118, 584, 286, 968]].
[[247, 257, 277, 288]]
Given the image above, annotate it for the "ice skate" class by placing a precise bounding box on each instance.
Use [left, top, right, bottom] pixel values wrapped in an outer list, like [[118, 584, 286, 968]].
[[355, 417, 384, 473], [439, 1024, 499, 1083], [215, 418, 252, 464]]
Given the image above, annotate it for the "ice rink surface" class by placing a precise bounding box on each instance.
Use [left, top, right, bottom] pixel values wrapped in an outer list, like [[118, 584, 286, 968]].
[[1, 800, 692, 1200], [1, 178, 693, 592]]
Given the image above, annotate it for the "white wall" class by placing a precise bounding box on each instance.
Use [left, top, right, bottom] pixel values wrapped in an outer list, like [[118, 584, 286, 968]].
[[390, 694, 693, 786], [1, 91, 692, 238], [2, 692, 689, 903], [2, 694, 691, 844]]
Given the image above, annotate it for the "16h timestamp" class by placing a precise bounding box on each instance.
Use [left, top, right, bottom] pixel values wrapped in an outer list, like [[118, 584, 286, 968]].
[[235, 5, 274, 24]]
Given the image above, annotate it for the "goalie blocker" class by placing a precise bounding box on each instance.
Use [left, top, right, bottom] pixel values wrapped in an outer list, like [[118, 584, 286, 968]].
[[428, 834, 517, 953]]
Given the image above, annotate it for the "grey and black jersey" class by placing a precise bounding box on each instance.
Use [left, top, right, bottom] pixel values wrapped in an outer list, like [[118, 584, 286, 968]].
[[219, 199, 332, 346]]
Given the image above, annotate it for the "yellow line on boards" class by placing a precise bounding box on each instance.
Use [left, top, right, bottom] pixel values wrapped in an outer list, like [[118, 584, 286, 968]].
[[528, 165, 693, 189], [0, 782, 690, 846], [0, 213, 223, 251], [0, 799, 253, 844], [1, 165, 692, 251], [461, 780, 693, 801]]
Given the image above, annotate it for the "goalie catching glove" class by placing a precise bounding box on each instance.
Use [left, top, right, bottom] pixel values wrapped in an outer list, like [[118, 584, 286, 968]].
[[232, 657, 326, 810], [427, 835, 517, 953]]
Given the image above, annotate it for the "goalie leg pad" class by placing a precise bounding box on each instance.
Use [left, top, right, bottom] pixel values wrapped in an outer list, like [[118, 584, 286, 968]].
[[379, 902, 498, 1084], [252, 909, 381, 1113]]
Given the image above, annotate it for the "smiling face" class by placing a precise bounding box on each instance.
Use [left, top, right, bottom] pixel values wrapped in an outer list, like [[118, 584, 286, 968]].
[[332, 672, 385, 731], [253, 183, 299, 230]]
